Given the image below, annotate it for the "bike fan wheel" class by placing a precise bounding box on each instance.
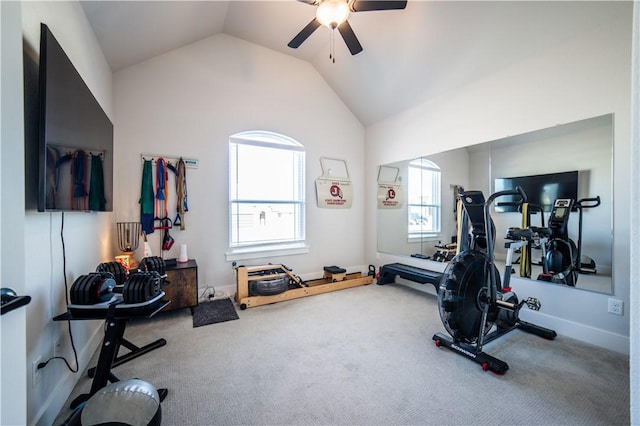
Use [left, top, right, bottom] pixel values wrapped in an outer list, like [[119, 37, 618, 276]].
[[438, 250, 500, 343]]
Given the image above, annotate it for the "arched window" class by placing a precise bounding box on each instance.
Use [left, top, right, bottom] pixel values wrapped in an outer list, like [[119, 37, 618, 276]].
[[408, 158, 441, 237], [228, 131, 306, 256]]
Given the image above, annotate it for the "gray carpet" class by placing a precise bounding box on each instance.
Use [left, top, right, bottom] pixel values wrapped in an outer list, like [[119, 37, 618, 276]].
[[55, 284, 630, 425]]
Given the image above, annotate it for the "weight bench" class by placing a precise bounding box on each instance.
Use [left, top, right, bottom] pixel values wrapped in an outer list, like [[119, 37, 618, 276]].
[[377, 263, 443, 292]]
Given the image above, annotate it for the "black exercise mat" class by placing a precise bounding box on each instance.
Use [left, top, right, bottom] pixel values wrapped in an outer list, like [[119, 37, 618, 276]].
[[192, 298, 239, 328]]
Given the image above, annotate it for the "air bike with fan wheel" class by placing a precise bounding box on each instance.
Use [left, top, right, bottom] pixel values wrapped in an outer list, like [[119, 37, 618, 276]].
[[432, 187, 557, 374]]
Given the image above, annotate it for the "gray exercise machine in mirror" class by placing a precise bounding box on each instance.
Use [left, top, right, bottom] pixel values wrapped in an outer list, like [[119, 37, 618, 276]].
[[376, 113, 613, 295]]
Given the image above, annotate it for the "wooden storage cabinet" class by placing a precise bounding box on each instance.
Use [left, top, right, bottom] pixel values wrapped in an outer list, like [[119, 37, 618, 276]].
[[163, 259, 198, 311]]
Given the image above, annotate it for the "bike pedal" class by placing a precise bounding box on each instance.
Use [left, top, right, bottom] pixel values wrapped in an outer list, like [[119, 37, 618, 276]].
[[526, 297, 541, 311]]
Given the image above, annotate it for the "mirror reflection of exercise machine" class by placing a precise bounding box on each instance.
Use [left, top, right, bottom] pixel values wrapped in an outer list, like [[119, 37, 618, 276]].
[[538, 196, 601, 286], [433, 187, 556, 374]]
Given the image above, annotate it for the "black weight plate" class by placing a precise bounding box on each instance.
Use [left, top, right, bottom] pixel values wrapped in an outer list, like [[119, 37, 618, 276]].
[[130, 276, 139, 303], [70, 275, 88, 305], [72, 275, 87, 305], [133, 276, 142, 304], [132, 278, 141, 303], [96, 262, 126, 286], [139, 276, 147, 302], [123, 276, 135, 304], [81, 274, 98, 305], [137, 275, 147, 302], [78, 275, 95, 305], [140, 257, 165, 275], [69, 276, 82, 304]]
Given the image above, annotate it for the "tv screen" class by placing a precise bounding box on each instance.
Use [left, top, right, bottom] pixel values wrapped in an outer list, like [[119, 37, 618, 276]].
[[494, 171, 579, 213], [38, 23, 113, 212]]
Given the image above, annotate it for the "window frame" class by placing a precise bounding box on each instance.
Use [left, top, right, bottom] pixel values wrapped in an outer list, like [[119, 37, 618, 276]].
[[407, 158, 442, 240], [226, 131, 308, 261]]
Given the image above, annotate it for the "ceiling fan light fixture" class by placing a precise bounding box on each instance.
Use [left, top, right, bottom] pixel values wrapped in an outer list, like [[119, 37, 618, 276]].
[[316, 0, 350, 29]]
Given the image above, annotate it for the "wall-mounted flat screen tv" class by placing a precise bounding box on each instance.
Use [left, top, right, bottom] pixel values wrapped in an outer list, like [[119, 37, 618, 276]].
[[38, 23, 113, 212], [494, 170, 579, 213]]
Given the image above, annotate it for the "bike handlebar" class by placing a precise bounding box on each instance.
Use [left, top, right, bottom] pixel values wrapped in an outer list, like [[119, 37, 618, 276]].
[[486, 186, 528, 206], [575, 195, 601, 209]]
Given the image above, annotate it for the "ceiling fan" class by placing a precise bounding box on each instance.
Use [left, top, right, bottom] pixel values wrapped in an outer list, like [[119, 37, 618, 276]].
[[288, 0, 408, 57]]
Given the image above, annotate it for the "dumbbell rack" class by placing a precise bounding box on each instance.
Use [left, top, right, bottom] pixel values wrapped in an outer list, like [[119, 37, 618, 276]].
[[54, 295, 170, 408]]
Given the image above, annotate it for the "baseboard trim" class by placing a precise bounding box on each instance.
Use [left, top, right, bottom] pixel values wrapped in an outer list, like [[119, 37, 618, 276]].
[[518, 309, 629, 355], [34, 323, 103, 425]]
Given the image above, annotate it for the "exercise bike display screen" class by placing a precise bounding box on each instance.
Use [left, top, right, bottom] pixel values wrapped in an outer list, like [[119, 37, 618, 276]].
[[553, 207, 567, 218]]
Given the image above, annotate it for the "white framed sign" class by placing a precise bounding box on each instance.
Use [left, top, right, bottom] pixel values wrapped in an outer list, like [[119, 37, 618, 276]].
[[377, 184, 403, 208], [316, 157, 352, 209], [377, 165, 403, 209]]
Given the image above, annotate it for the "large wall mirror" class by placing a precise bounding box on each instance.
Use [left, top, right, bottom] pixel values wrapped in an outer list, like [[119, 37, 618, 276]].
[[377, 114, 613, 294]]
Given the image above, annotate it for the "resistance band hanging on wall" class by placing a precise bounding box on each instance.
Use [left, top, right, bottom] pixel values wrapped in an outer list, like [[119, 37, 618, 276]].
[[140, 159, 155, 235], [139, 155, 191, 246], [174, 158, 188, 230], [154, 158, 175, 252], [154, 157, 169, 225]]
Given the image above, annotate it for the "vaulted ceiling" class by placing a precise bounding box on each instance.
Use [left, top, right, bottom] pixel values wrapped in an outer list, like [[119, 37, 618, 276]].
[[80, 1, 625, 125]]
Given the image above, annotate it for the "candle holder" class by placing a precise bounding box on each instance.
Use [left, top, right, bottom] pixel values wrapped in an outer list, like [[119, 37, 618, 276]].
[[116, 222, 141, 268]]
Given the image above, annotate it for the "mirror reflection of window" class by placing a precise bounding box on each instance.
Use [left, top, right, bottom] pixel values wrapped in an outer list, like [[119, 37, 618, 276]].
[[541, 183, 559, 207], [408, 158, 441, 237]]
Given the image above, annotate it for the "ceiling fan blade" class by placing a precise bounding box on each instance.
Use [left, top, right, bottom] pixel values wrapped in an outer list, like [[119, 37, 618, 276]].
[[288, 18, 322, 49], [337, 20, 363, 55], [351, 0, 407, 12]]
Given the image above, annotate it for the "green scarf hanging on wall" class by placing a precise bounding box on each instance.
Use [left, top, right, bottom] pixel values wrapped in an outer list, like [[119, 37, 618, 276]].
[[140, 159, 155, 234]]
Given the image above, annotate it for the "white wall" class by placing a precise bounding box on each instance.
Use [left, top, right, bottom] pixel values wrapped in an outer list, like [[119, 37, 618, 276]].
[[629, 3, 639, 423], [1, 2, 28, 424], [113, 34, 366, 291], [366, 3, 632, 353], [20, 2, 114, 425]]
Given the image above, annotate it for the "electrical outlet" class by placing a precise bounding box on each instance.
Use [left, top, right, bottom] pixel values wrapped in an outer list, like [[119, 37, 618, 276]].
[[607, 298, 623, 315], [32, 356, 42, 387]]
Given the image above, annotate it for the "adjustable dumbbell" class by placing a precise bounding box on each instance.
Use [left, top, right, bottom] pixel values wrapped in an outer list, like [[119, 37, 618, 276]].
[[96, 261, 127, 286], [70, 270, 163, 306], [122, 271, 163, 304], [70, 272, 118, 305], [138, 256, 166, 276]]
